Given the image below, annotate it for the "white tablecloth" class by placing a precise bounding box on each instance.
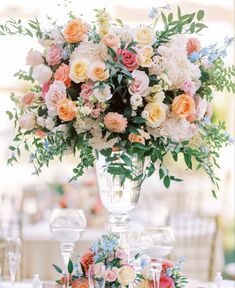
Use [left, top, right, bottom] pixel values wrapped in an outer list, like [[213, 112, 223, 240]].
[[1, 280, 235, 288]]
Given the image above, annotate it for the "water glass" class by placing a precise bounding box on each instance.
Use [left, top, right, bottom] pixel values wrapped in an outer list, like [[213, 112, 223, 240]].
[[49, 208, 86, 288], [7, 237, 21, 288]]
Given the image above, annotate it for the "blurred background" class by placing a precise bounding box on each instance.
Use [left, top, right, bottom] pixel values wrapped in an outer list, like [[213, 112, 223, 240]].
[[0, 0, 234, 283]]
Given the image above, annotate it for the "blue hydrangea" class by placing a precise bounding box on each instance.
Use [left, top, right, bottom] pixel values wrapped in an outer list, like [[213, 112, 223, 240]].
[[166, 267, 172, 277], [43, 140, 49, 150], [188, 52, 200, 62], [100, 234, 119, 252], [91, 240, 99, 254]]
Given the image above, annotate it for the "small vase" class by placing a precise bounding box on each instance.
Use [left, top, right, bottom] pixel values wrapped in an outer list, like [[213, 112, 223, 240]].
[[96, 150, 143, 252]]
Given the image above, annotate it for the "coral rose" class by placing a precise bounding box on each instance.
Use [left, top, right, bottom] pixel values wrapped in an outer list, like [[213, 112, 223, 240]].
[[117, 266, 136, 286], [172, 94, 195, 119], [186, 37, 201, 55], [54, 64, 71, 87], [116, 48, 139, 71], [160, 274, 175, 288], [64, 18, 88, 43], [80, 251, 94, 275], [161, 260, 174, 273], [72, 278, 88, 288], [35, 129, 46, 138], [142, 102, 167, 128], [88, 61, 109, 81], [128, 133, 145, 145], [57, 98, 77, 121], [104, 112, 128, 133], [21, 92, 35, 106]]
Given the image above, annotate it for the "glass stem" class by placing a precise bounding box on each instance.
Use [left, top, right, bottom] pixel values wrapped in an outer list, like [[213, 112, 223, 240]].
[[108, 213, 130, 254], [60, 242, 74, 288], [151, 259, 162, 288]]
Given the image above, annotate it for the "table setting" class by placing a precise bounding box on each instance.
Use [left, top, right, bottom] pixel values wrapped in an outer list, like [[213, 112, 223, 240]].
[[0, 1, 235, 288]]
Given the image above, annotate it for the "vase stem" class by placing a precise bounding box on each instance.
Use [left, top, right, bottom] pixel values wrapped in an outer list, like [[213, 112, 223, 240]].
[[108, 213, 130, 252]]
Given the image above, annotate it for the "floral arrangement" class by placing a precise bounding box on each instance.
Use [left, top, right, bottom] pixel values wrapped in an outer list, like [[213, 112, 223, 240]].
[[1, 5, 234, 194], [53, 234, 143, 287], [139, 257, 187, 288]]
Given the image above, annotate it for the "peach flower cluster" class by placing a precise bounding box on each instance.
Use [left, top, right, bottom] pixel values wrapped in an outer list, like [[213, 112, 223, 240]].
[[104, 112, 128, 133]]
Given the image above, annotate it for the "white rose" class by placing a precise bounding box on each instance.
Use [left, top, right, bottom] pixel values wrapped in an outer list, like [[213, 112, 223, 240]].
[[69, 57, 90, 83], [32, 64, 53, 84], [93, 84, 112, 102], [45, 118, 55, 130], [130, 93, 143, 107], [19, 113, 36, 130], [37, 117, 46, 127], [26, 49, 44, 66], [134, 26, 155, 46], [45, 81, 67, 114]]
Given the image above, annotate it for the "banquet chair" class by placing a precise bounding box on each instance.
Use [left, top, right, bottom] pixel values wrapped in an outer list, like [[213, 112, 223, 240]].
[[168, 214, 219, 281]]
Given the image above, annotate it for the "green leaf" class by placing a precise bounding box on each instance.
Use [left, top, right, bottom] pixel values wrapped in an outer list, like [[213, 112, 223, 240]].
[[116, 18, 124, 27], [190, 22, 196, 33], [68, 259, 73, 274], [107, 47, 116, 58], [184, 153, 192, 169], [197, 10, 205, 21], [163, 175, 170, 188], [117, 74, 123, 84], [124, 107, 132, 118], [159, 168, 164, 180], [177, 6, 181, 19], [6, 111, 13, 120], [168, 13, 173, 23], [52, 264, 63, 274], [9, 146, 16, 151], [131, 116, 145, 124], [161, 12, 168, 28]]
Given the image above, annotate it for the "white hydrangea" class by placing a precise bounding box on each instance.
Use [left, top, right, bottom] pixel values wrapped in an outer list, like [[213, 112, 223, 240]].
[[149, 34, 201, 90]]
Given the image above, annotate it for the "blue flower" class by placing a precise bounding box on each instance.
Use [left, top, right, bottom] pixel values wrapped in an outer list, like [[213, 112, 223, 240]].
[[43, 140, 49, 150], [100, 234, 118, 252], [166, 267, 172, 277], [224, 36, 234, 46], [149, 7, 158, 19], [140, 256, 150, 268], [91, 241, 99, 254], [188, 52, 200, 62], [29, 153, 35, 163]]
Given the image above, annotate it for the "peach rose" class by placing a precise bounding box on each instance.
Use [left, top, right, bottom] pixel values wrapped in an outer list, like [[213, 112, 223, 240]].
[[117, 266, 136, 286], [142, 102, 167, 128], [54, 64, 71, 87], [104, 112, 128, 133], [172, 94, 195, 119], [128, 133, 145, 145], [102, 33, 120, 50], [64, 18, 88, 43], [57, 98, 77, 121], [80, 251, 94, 275], [186, 37, 201, 55], [88, 61, 109, 81], [21, 92, 35, 106], [19, 113, 36, 130]]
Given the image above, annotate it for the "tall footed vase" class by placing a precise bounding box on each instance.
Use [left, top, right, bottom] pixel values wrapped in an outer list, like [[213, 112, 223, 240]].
[[96, 151, 143, 253]]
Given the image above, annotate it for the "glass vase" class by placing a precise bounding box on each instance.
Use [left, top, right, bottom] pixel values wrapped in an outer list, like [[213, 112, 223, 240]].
[[96, 150, 143, 252]]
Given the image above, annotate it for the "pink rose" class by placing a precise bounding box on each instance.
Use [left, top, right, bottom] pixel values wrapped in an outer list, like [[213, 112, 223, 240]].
[[42, 81, 51, 99], [91, 108, 101, 118], [19, 113, 36, 130], [80, 81, 94, 100], [182, 80, 196, 97], [45, 81, 67, 114], [32, 64, 53, 85], [105, 268, 118, 282], [26, 49, 44, 66], [21, 92, 35, 106], [187, 95, 207, 122], [160, 274, 175, 288], [116, 48, 139, 71], [46, 44, 63, 66], [128, 70, 150, 96], [115, 249, 128, 260]]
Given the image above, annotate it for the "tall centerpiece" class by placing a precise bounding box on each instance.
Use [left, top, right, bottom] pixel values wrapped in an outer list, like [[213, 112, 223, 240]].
[[2, 5, 234, 249]]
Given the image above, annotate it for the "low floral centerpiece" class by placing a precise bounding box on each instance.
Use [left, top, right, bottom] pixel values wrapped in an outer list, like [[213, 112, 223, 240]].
[[1, 5, 234, 196]]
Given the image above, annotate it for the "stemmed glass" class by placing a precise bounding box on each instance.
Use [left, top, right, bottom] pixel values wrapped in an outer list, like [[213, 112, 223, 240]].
[[49, 208, 86, 288], [138, 226, 175, 288], [7, 237, 21, 288]]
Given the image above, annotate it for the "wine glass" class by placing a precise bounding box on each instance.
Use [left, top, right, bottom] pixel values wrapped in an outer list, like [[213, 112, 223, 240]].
[[7, 237, 21, 288], [138, 226, 175, 288], [49, 208, 86, 288], [88, 264, 106, 288]]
